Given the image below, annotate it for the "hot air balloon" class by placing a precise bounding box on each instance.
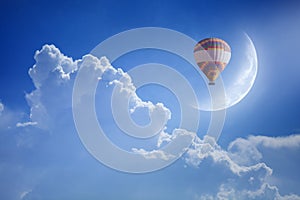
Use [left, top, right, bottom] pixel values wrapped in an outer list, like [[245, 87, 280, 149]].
[[194, 38, 231, 85]]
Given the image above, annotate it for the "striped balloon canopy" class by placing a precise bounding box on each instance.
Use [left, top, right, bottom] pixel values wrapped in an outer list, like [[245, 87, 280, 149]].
[[193, 38, 231, 85]]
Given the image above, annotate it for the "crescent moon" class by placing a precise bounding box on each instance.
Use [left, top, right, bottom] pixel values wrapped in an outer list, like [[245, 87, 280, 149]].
[[224, 33, 258, 109], [196, 33, 258, 111]]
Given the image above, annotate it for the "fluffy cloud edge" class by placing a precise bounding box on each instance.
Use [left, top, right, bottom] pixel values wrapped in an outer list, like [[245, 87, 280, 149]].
[[26, 44, 171, 133], [138, 130, 300, 199]]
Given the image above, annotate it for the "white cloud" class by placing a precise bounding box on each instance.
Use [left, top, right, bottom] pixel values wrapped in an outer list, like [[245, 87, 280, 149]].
[[187, 134, 300, 200], [21, 44, 300, 199], [132, 128, 195, 161], [26, 45, 79, 129], [227, 134, 300, 167], [132, 128, 299, 200], [129, 132, 300, 199], [28, 44, 78, 89], [132, 148, 175, 161], [200, 183, 300, 200], [156, 128, 196, 148], [108, 60, 171, 137], [227, 137, 263, 166], [185, 135, 272, 176], [157, 129, 172, 148], [26, 44, 171, 133], [16, 121, 38, 128], [247, 134, 300, 149]]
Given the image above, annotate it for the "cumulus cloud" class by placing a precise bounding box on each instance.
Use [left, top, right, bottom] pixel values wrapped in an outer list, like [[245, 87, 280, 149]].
[[26, 44, 170, 131], [130, 128, 300, 199], [156, 128, 196, 148], [185, 134, 300, 200], [227, 134, 300, 167], [28, 44, 78, 89], [185, 135, 272, 176], [227, 137, 263, 166], [134, 129, 300, 200], [132, 128, 195, 161], [157, 129, 172, 148], [26, 45, 79, 129], [107, 58, 171, 137], [22, 44, 300, 199]]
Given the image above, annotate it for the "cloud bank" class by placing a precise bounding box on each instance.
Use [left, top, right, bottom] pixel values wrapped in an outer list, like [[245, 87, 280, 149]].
[[27, 44, 300, 199], [2, 44, 299, 199], [185, 134, 300, 200], [134, 129, 300, 199]]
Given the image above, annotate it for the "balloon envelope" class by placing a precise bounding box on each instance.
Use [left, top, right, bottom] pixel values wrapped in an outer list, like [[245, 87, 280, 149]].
[[194, 38, 231, 85]]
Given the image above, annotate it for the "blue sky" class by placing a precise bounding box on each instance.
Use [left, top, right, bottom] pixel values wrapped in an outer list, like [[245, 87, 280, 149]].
[[1, 0, 300, 199]]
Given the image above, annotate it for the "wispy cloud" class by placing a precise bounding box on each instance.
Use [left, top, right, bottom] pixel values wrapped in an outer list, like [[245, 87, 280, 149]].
[[0, 102, 4, 114], [20, 189, 32, 200], [247, 134, 300, 149], [16, 121, 38, 128], [132, 148, 175, 161]]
